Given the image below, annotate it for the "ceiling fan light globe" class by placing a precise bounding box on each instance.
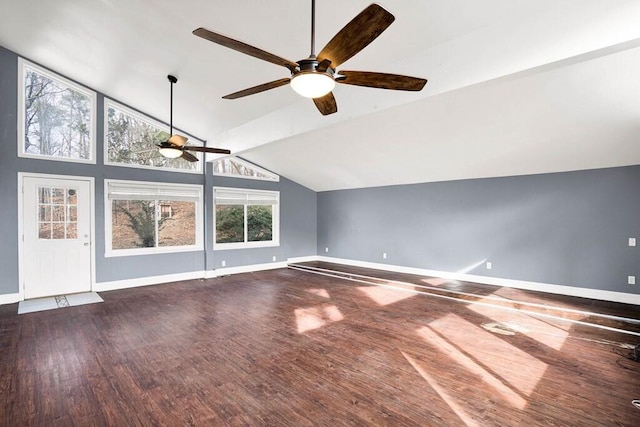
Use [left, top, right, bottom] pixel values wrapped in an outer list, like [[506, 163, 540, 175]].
[[290, 72, 335, 98], [159, 147, 183, 159]]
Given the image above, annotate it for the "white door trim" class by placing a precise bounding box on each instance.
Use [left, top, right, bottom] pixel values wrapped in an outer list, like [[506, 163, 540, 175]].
[[17, 172, 96, 301]]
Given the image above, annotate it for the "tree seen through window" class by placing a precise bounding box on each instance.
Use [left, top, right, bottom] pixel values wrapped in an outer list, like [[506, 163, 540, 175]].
[[23, 66, 92, 160]]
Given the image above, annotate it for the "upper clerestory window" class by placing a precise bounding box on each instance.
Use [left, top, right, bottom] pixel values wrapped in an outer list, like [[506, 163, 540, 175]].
[[213, 157, 279, 182], [18, 58, 97, 163], [104, 99, 203, 174]]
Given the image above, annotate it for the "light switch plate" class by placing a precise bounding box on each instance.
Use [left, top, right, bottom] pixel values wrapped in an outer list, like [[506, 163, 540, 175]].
[[629, 238, 637, 247]]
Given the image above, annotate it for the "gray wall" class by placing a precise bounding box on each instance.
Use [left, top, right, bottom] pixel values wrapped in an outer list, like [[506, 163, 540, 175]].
[[0, 45, 317, 294], [318, 166, 640, 295]]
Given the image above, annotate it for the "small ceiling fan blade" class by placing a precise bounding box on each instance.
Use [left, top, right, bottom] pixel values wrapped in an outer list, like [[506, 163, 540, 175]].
[[181, 150, 199, 162], [168, 134, 188, 146], [184, 146, 232, 155], [317, 4, 394, 69], [193, 28, 298, 71], [337, 71, 427, 91], [313, 92, 338, 116], [222, 78, 291, 100]]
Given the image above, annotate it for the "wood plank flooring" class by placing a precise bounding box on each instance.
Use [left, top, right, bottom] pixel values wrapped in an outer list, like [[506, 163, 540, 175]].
[[1, 265, 639, 426]]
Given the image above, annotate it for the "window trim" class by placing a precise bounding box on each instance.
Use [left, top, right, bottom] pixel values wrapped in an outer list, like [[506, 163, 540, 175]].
[[104, 98, 203, 174], [17, 58, 97, 164], [213, 186, 280, 251], [212, 157, 280, 182], [105, 179, 204, 257]]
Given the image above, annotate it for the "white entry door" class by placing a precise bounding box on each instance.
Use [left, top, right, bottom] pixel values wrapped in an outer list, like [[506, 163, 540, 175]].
[[22, 176, 93, 299]]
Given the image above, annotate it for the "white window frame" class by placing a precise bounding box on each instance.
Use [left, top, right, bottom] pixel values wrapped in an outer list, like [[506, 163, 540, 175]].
[[212, 157, 279, 182], [17, 58, 97, 164], [105, 179, 204, 257], [104, 99, 203, 174], [213, 187, 280, 251]]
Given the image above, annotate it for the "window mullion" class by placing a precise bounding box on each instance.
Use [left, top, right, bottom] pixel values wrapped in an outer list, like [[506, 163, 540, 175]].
[[154, 200, 159, 248], [244, 204, 248, 243]]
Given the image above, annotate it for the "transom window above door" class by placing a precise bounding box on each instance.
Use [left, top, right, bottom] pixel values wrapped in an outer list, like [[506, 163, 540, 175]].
[[18, 59, 97, 163]]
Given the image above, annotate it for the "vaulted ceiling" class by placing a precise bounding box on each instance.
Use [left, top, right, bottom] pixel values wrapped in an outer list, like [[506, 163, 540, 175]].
[[1, 0, 639, 191]]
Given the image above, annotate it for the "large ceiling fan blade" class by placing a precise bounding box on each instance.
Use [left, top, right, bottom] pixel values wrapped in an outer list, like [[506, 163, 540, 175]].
[[337, 71, 427, 91], [168, 134, 188, 146], [184, 146, 232, 155], [313, 92, 338, 116], [181, 150, 199, 162], [193, 28, 299, 71], [317, 4, 395, 69], [222, 78, 291, 100]]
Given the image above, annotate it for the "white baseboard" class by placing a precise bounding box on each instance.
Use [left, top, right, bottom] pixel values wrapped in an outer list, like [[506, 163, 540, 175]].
[[307, 256, 640, 306], [214, 261, 287, 277], [95, 271, 206, 292], [0, 293, 21, 305], [287, 255, 320, 264]]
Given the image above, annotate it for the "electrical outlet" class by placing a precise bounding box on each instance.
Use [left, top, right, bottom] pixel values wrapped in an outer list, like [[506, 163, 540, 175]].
[[221, 260, 226, 267], [383, 253, 387, 259], [629, 276, 636, 285], [629, 238, 637, 247], [272, 256, 276, 262], [486, 262, 492, 270], [325, 247, 329, 253]]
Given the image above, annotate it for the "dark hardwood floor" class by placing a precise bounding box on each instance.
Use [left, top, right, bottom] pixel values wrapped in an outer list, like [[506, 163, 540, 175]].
[[1, 265, 639, 426]]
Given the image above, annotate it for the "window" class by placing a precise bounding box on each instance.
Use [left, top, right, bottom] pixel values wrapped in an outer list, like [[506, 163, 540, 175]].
[[38, 187, 78, 240], [105, 180, 203, 256], [213, 157, 279, 182], [104, 99, 203, 173], [213, 187, 279, 250], [159, 204, 173, 219], [18, 59, 96, 163]]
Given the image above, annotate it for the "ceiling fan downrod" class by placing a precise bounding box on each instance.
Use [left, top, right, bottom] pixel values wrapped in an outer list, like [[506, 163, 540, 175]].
[[168, 74, 177, 135], [310, 0, 316, 58]]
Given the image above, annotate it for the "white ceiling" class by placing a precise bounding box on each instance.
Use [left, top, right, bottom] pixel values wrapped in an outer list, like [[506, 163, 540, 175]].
[[1, 0, 639, 191]]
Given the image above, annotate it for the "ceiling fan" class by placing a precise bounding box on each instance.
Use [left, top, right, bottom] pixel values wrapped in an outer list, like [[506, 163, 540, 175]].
[[157, 75, 231, 161], [193, 1, 427, 116]]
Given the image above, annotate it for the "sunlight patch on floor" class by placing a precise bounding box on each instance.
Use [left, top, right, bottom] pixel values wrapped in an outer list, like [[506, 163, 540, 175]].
[[401, 351, 482, 427], [306, 288, 330, 299], [421, 277, 453, 286], [357, 285, 416, 306], [470, 300, 571, 350], [427, 314, 548, 396], [416, 325, 528, 409], [421, 259, 487, 286], [295, 304, 343, 333]]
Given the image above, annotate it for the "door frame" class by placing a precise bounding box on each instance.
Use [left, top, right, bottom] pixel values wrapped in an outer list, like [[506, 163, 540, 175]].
[[17, 172, 96, 301]]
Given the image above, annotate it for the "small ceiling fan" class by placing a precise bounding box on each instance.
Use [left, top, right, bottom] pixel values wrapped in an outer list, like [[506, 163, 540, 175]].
[[193, 1, 427, 115], [157, 75, 230, 161]]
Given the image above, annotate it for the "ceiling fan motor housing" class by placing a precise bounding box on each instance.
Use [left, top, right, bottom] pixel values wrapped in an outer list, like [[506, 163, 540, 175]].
[[294, 58, 335, 78]]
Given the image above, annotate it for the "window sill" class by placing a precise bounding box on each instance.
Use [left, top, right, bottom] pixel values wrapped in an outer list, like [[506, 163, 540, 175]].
[[213, 241, 280, 251], [105, 245, 203, 258]]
